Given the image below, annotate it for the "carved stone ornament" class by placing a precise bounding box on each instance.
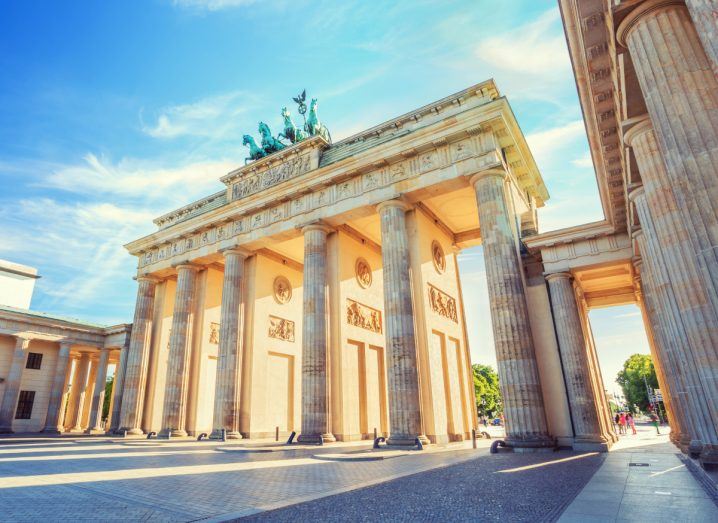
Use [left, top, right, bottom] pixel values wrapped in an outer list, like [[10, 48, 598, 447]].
[[431, 240, 446, 274], [273, 276, 292, 304], [209, 322, 220, 344], [355, 258, 372, 289], [268, 315, 295, 342], [428, 284, 458, 323], [346, 299, 382, 333]]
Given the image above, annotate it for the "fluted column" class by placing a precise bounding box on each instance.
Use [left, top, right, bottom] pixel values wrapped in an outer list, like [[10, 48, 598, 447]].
[[71, 353, 92, 431], [161, 264, 199, 437], [686, 0, 718, 75], [633, 263, 683, 443], [633, 226, 712, 458], [377, 201, 428, 446], [618, 0, 718, 324], [546, 273, 609, 451], [87, 349, 111, 434], [212, 248, 249, 439], [0, 336, 31, 433], [42, 341, 73, 433], [298, 225, 335, 443], [118, 276, 158, 435], [109, 346, 128, 432], [470, 169, 552, 449]]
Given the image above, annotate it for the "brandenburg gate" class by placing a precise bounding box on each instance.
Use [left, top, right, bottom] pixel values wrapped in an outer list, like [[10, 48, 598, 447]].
[[119, 80, 557, 449]]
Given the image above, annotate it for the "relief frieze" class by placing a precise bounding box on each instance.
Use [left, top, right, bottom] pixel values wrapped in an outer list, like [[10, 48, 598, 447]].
[[231, 154, 311, 201], [428, 283, 458, 323], [346, 299, 382, 334], [268, 315, 295, 342]]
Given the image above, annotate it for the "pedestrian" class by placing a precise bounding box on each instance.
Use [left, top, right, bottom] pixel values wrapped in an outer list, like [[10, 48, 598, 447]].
[[482, 417, 488, 428], [614, 413, 620, 433], [626, 413, 637, 435], [650, 412, 661, 435], [619, 412, 626, 435]]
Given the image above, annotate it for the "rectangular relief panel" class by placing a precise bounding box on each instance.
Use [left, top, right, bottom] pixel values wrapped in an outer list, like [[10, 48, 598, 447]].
[[427, 284, 458, 323], [346, 299, 382, 333], [268, 315, 295, 342]]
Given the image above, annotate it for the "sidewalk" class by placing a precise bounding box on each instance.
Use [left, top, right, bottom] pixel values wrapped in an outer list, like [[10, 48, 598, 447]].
[[559, 424, 718, 522]]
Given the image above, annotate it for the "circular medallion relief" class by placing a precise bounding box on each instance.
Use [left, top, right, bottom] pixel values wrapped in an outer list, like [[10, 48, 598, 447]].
[[355, 258, 372, 289], [431, 240, 446, 274], [273, 276, 292, 304]]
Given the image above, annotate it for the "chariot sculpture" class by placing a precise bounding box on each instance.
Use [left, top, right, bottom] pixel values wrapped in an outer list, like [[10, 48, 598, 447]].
[[243, 90, 331, 164]]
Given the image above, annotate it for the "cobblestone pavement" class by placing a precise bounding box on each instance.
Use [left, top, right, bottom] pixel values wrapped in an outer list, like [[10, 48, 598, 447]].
[[0, 435, 492, 522]]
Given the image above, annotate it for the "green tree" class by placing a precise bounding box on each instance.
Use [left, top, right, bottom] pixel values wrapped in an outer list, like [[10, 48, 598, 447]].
[[102, 376, 114, 421], [616, 354, 658, 413], [472, 364, 502, 418]]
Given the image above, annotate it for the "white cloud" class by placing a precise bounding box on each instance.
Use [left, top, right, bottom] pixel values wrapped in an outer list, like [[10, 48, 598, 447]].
[[526, 120, 586, 170], [571, 152, 594, 169], [141, 91, 251, 139], [171, 0, 256, 11]]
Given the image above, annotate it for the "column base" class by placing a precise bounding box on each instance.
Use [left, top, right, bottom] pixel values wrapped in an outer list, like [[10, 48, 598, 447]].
[[699, 445, 718, 469], [689, 439, 704, 459], [297, 433, 336, 444], [210, 429, 242, 440], [505, 435, 556, 452], [386, 434, 430, 447], [166, 429, 187, 438], [120, 427, 144, 436], [42, 427, 63, 434], [86, 428, 106, 435], [573, 438, 611, 452]]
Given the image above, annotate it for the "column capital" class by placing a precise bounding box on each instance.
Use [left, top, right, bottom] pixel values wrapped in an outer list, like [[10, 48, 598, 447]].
[[616, 0, 685, 48], [220, 246, 252, 259], [623, 115, 653, 147], [172, 262, 201, 272], [134, 274, 160, 284], [300, 222, 334, 235], [376, 199, 412, 214], [14, 336, 31, 350], [627, 185, 646, 203], [469, 167, 507, 188], [59, 340, 74, 351], [544, 271, 572, 283]]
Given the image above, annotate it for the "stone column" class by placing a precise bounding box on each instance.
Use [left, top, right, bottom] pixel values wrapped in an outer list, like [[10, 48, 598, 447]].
[[109, 346, 129, 432], [0, 336, 31, 433], [42, 341, 73, 433], [633, 263, 682, 442], [212, 248, 249, 439], [71, 353, 92, 432], [298, 225, 335, 444], [377, 201, 428, 446], [618, 1, 718, 325], [118, 276, 158, 435], [633, 227, 713, 458], [87, 349, 111, 434], [686, 0, 718, 76], [162, 264, 199, 437], [546, 273, 609, 451], [470, 169, 552, 449]]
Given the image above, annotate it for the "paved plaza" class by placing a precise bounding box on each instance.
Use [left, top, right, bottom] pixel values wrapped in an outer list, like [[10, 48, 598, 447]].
[[1, 424, 714, 521]]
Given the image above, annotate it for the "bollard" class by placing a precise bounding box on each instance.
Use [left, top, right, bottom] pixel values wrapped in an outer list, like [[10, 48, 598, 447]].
[[122, 430, 128, 438], [472, 429, 477, 449], [167, 429, 172, 440], [197, 433, 208, 441], [221, 428, 226, 442], [490, 440, 508, 454], [318, 434, 324, 446], [373, 427, 378, 440], [275, 426, 279, 442], [415, 437, 424, 451], [286, 431, 296, 444], [147, 431, 157, 440], [373, 436, 386, 449]]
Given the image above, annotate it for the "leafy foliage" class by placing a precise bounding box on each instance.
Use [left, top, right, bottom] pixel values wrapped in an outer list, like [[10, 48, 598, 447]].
[[102, 376, 114, 421], [472, 364, 502, 418], [616, 353, 658, 413]]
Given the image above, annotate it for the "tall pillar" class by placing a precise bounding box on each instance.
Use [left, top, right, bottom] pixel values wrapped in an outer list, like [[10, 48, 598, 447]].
[[546, 273, 609, 451], [0, 336, 31, 433], [212, 248, 249, 439], [43, 341, 73, 433], [87, 349, 111, 434], [470, 169, 552, 449], [118, 276, 158, 435], [161, 264, 199, 437], [686, 0, 718, 76], [109, 346, 128, 432], [633, 263, 683, 442], [376, 201, 428, 446], [618, 1, 718, 324], [298, 225, 335, 444], [70, 353, 92, 432], [633, 227, 712, 458]]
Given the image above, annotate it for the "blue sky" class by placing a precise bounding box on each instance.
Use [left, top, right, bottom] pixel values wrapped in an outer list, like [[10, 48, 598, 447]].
[[0, 0, 648, 384]]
